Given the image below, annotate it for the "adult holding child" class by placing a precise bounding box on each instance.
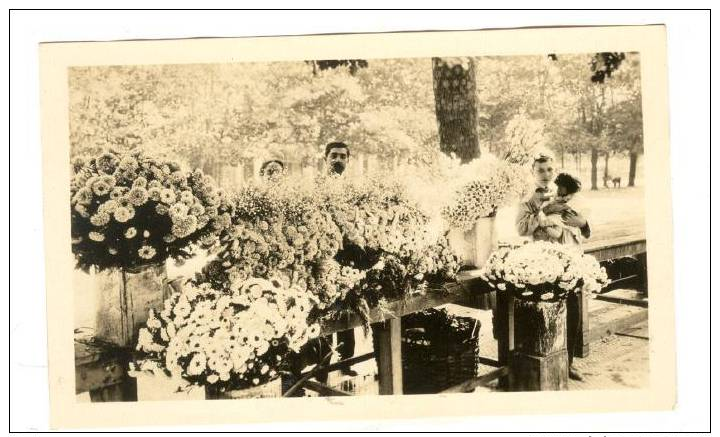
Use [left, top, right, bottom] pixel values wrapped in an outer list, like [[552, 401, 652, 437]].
[[515, 153, 591, 381]]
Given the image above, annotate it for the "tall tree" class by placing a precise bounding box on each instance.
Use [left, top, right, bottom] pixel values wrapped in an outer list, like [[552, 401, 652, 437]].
[[607, 93, 643, 186], [473, 55, 552, 156], [432, 57, 480, 162], [549, 55, 619, 190]]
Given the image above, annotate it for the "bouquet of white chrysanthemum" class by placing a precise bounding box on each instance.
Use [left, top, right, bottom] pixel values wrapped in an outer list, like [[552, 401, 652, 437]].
[[134, 276, 320, 392], [495, 112, 548, 166], [70, 149, 233, 272], [480, 241, 608, 302], [314, 173, 462, 288], [396, 151, 530, 231], [314, 172, 441, 257], [440, 155, 531, 230]]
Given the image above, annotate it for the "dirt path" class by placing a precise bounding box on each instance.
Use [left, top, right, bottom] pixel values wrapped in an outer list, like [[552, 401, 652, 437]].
[[569, 321, 649, 390]]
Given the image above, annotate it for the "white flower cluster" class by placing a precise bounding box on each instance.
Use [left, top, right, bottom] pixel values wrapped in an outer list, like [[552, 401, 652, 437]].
[[136, 277, 320, 390], [395, 152, 530, 231], [440, 157, 530, 230], [315, 258, 367, 303], [480, 241, 608, 301], [497, 112, 548, 165], [200, 173, 462, 324]]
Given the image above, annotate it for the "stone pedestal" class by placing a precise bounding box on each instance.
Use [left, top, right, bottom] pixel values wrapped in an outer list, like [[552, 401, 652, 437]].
[[510, 299, 569, 391]]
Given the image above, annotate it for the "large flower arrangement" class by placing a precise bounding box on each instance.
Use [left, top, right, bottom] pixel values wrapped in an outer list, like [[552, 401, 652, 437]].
[[70, 149, 233, 271], [197, 174, 462, 326], [316, 174, 438, 256], [439, 155, 530, 230], [494, 112, 548, 166], [480, 241, 609, 302], [302, 174, 461, 322], [199, 179, 347, 308], [133, 277, 320, 392], [395, 152, 530, 231]]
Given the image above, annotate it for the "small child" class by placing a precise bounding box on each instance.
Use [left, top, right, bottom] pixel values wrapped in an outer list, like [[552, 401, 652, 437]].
[[538, 173, 586, 246]]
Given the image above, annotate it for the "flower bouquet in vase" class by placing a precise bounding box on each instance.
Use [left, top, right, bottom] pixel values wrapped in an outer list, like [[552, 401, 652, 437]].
[[480, 241, 608, 390], [133, 276, 320, 400], [440, 156, 528, 269], [70, 149, 233, 346]]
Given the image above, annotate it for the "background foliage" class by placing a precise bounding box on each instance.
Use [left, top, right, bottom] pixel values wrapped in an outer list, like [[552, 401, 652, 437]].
[[69, 53, 643, 189]]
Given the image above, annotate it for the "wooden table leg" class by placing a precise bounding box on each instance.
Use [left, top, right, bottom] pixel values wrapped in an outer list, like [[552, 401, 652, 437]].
[[505, 295, 515, 389], [493, 293, 514, 390], [637, 252, 648, 298], [376, 318, 403, 395], [574, 291, 590, 358]]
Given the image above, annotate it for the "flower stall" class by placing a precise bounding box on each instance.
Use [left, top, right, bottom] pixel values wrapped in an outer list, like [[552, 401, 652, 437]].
[[124, 173, 468, 398], [73, 144, 609, 400], [480, 241, 608, 391]]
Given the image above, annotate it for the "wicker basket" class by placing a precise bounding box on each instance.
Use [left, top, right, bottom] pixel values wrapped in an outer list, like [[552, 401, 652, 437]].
[[373, 308, 481, 394]]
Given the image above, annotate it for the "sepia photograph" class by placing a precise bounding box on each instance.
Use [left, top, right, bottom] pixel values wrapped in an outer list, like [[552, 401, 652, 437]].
[[37, 24, 676, 428]]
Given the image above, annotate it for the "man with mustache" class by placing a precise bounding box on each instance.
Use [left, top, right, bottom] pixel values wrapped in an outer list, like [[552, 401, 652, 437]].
[[321, 141, 361, 378], [283, 142, 357, 395], [325, 141, 350, 176]]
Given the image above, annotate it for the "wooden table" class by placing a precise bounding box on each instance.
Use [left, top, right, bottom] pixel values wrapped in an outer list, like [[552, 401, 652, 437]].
[[585, 235, 646, 262], [316, 271, 497, 395], [579, 232, 647, 356], [74, 231, 649, 400], [75, 340, 137, 401]]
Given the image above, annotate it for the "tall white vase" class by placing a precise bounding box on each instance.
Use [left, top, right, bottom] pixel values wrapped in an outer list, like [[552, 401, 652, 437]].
[[447, 216, 498, 269]]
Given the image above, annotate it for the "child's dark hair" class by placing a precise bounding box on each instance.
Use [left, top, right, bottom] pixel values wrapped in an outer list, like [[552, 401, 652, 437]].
[[325, 141, 350, 158], [554, 173, 582, 195], [259, 159, 284, 176]]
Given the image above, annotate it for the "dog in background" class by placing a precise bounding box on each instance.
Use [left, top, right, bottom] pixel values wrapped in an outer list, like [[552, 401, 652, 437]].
[[604, 174, 622, 188]]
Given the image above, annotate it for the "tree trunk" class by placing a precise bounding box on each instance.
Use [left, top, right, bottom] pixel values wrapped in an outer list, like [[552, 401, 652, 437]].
[[628, 151, 638, 187], [576, 152, 581, 174], [590, 147, 599, 190], [432, 57, 480, 163], [560, 147, 565, 169], [603, 152, 610, 188]]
